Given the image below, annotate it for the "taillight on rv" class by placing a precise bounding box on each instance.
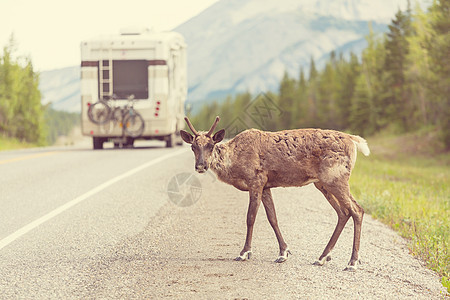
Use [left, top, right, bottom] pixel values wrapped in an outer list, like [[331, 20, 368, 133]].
[[154, 100, 161, 117], [87, 102, 91, 106], [90, 130, 94, 135]]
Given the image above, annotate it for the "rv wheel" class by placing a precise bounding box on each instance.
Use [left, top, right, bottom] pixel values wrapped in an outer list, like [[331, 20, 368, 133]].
[[125, 137, 135, 148], [175, 131, 183, 145], [93, 137, 104, 150], [166, 133, 175, 148]]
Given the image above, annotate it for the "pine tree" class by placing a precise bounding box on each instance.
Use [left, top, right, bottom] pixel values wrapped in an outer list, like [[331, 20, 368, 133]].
[[0, 37, 17, 136], [293, 67, 308, 128], [428, 0, 450, 148], [307, 57, 319, 127], [335, 52, 359, 130], [350, 25, 385, 134], [278, 71, 296, 129], [350, 74, 376, 136], [298, 67, 307, 91], [308, 56, 318, 80], [317, 59, 338, 128], [383, 9, 413, 131], [405, 4, 434, 128]]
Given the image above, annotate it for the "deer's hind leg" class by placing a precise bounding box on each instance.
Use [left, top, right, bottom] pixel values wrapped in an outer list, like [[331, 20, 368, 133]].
[[313, 182, 351, 267], [314, 181, 364, 271]]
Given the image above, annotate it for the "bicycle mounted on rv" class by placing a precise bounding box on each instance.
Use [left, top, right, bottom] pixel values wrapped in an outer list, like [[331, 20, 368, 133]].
[[88, 94, 145, 138]]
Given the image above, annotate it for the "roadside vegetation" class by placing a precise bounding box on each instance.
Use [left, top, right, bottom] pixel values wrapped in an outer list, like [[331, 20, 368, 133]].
[[350, 129, 449, 292], [44, 108, 80, 145], [0, 36, 79, 151], [0, 135, 38, 151], [0, 36, 45, 146]]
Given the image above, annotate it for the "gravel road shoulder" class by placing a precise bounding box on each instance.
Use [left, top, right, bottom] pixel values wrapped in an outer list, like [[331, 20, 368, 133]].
[[80, 173, 447, 299]]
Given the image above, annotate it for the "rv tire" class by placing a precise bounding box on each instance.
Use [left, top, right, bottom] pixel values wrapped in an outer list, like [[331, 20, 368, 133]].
[[93, 137, 104, 150], [166, 133, 175, 148]]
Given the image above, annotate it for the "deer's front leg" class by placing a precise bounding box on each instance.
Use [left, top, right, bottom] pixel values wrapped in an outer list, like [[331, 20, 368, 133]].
[[261, 189, 290, 263], [235, 189, 262, 261]]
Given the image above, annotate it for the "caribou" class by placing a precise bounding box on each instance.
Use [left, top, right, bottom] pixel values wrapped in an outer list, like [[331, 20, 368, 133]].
[[180, 116, 370, 270]]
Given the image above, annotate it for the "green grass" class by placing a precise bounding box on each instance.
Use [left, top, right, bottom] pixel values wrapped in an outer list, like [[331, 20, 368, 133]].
[[350, 131, 449, 293], [0, 135, 38, 151]]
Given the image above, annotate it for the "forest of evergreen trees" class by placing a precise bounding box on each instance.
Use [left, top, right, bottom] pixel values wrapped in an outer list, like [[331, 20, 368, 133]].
[[0, 36, 79, 146], [191, 0, 450, 149]]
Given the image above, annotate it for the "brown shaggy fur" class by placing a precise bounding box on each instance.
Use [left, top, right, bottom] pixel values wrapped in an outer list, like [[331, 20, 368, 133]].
[[181, 117, 370, 270]]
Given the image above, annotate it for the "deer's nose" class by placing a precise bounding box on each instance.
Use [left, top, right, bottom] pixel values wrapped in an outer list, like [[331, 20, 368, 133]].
[[196, 164, 208, 173]]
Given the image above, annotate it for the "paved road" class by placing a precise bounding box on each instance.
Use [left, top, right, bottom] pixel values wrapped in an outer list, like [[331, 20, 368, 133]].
[[0, 142, 189, 297], [0, 142, 446, 299]]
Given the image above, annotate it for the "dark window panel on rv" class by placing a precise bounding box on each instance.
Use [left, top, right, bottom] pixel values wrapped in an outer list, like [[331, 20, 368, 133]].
[[97, 60, 149, 100], [113, 60, 148, 99]]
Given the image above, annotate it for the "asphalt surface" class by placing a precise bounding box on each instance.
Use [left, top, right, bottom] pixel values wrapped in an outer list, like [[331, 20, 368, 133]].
[[0, 141, 189, 297], [0, 141, 446, 299]]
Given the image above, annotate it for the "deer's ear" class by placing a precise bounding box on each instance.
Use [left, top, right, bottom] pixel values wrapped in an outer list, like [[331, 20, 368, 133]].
[[213, 129, 225, 144], [180, 130, 194, 144]]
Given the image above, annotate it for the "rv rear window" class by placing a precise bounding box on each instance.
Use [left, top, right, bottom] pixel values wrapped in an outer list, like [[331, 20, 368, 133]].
[[110, 60, 148, 99]]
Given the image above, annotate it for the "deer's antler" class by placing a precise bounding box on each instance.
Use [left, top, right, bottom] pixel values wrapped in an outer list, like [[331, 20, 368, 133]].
[[184, 117, 199, 136], [206, 116, 220, 136]]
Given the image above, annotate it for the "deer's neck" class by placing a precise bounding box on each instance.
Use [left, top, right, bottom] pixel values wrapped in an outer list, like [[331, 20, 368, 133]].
[[210, 143, 232, 179]]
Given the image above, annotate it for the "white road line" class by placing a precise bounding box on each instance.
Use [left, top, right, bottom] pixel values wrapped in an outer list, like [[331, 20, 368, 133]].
[[0, 148, 188, 251]]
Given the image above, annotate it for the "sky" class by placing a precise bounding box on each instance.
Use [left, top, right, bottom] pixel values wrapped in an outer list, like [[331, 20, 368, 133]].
[[0, 0, 218, 71]]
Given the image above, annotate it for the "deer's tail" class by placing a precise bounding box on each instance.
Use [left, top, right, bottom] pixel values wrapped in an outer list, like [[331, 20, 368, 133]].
[[350, 135, 370, 157]]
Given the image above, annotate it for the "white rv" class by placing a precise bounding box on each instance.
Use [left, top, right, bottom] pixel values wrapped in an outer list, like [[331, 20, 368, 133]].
[[80, 28, 187, 149]]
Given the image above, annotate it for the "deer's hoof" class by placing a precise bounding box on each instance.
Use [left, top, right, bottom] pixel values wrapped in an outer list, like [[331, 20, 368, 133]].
[[313, 254, 332, 266], [344, 259, 361, 271], [343, 265, 357, 272], [235, 250, 252, 261], [313, 260, 324, 266], [274, 249, 291, 263]]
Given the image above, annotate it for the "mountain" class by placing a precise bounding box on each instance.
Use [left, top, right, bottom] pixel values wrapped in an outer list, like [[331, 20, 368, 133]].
[[40, 0, 430, 112], [40, 66, 80, 112]]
